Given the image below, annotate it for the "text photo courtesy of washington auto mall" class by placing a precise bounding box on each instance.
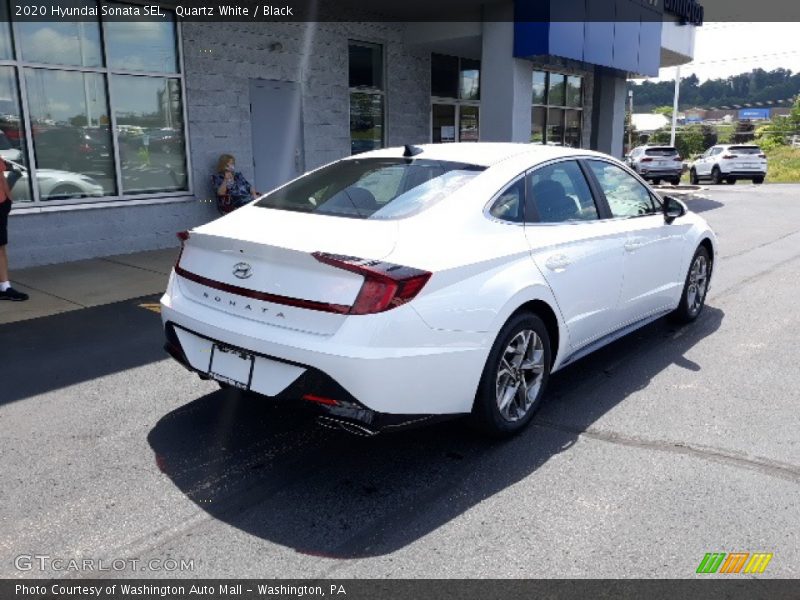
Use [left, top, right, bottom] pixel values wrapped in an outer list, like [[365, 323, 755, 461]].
[[1, 0, 799, 599]]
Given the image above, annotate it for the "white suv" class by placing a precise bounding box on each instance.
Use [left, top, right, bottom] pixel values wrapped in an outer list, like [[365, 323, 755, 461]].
[[689, 144, 767, 185], [625, 145, 683, 185]]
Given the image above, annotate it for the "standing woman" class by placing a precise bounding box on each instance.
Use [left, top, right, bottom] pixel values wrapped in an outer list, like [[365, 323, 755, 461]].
[[0, 158, 28, 301], [211, 154, 258, 214]]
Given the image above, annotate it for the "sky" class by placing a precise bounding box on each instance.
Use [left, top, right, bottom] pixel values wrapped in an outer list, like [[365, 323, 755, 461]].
[[634, 22, 800, 83]]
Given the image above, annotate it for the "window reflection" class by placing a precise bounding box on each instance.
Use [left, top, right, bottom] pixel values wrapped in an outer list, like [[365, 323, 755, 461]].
[[459, 106, 479, 141], [113, 76, 187, 193], [25, 69, 115, 200], [0, 3, 13, 60], [350, 92, 383, 155], [104, 10, 179, 73], [0, 67, 32, 201], [459, 59, 480, 101], [547, 108, 564, 145], [17, 3, 103, 67]]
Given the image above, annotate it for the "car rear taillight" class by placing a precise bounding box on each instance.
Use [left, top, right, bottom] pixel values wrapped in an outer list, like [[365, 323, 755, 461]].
[[640, 157, 653, 162], [674, 156, 682, 161], [312, 252, 432, 315], [175, 230, 190, 267], [722, 154, 737, 159], [78, 143, 92, 153], [302, 394, 340, 406], [758, 154, 766, 158]]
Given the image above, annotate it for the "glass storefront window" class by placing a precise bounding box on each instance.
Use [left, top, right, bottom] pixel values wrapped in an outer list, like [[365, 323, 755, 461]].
[[548, 74, 566, 107], [532, 71, 583, 147], [113, 76, 187, 194], [531, 107, 545, 144], [350, 92, 383, 155], [349, 43, 383, 89], [0, 3, 13, 60], [459, 106, 479, 142], [25, 68, 116, 200], [566, 76, 582, 107], [547, 108, 564, 145], [532, 71, 547, 105], [431, 54, 459, 99], [350, 41, 384, 155], [0, 66, 32, 202], [17, 4, 103, 67], [565, 110, 582, 148], [104, 11, 179, 73], [459, 59, 480, 101]]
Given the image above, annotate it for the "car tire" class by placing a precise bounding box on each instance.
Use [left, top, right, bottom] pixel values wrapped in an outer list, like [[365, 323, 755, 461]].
[[669, 177, 681, 185], [471, 312, 551, 437], [689, 169, 699, 185], [753, 176, 764, 184], [711, 167, 722, 185], [651, 178, 661, 185], [725, 178, 736, 185], [671, 245, 712, 324]]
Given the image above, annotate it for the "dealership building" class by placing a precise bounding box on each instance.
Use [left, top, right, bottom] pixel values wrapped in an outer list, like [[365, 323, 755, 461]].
[[4, 0, 698, 267]]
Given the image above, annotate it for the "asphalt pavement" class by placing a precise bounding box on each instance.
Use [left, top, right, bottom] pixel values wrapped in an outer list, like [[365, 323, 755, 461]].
[[1, 183, 799, 579]]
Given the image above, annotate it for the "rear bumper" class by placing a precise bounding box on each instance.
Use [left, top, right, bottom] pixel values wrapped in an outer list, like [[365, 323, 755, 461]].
[[160, 271, 488, 417], [638, 168, 682, 177], [719, 170, 766, 177]]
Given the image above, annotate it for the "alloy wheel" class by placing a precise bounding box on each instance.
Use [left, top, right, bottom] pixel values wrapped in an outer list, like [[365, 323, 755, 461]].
[[686, 254, 709, 316], [495, 329, 545, 422]]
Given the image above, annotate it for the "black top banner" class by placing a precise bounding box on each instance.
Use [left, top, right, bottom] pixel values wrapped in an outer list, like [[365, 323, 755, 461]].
[[3, 0, 800, 22]]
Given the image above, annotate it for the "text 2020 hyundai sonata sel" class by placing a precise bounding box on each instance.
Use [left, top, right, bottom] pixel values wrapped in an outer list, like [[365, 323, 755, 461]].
[[161, 143, 716, 436]]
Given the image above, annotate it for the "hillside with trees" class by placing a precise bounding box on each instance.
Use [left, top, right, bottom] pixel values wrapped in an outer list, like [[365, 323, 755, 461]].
[[628, 68, 800, 111]]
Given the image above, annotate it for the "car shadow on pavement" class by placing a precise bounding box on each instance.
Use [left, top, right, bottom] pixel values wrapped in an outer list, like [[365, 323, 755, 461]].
[[684, 196, 724, 214], [0, 294, 165, 407], [147, 306, 724, 559]]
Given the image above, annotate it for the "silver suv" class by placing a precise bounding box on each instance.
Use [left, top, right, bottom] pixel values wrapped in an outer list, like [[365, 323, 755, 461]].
[[625, 145, 683, 185]]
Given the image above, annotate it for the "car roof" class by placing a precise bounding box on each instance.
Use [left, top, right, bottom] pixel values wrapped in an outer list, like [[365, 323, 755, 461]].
[[345, 143, 607, 168]]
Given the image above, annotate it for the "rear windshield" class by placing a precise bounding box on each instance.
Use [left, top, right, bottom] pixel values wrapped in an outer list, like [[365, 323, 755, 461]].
[[729, 146, 762, 154], [255, 158, 485, 220], [645, 147, 678, 156]]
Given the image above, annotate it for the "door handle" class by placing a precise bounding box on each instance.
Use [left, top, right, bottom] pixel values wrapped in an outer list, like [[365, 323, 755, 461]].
[[545, 254, 571, 271], [624, 239, 644, 252]]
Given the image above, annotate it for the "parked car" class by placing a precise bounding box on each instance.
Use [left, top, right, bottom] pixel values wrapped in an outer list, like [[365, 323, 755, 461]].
[[625, 145, 683, 185], [161, 143, 716, 437], [32, 126, 112, 174], [689, 144, 767, 184], [3, 159, 105, 201], [0, 130, 23, 164]]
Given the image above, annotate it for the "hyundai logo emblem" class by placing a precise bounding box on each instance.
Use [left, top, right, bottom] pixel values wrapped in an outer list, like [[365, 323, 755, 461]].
[[232, 262, 253, 279]]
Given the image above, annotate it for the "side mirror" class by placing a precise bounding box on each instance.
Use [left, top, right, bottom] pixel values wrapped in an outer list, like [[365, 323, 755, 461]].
[[663, 195, 686, 223]]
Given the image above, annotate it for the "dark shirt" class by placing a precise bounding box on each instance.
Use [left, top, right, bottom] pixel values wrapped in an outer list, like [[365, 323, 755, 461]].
[[212, 171, 252, 204]]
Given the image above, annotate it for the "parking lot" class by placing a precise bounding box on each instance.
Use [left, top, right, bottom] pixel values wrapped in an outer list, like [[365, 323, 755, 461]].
[[1, 183, 799, 579]]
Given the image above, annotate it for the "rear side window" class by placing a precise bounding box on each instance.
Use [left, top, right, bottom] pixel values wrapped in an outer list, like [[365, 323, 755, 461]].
[[255, 158, 485, 220], [526, 160, 599, 223], [645, 147, 678, 157], [729, 146, 762, 155]]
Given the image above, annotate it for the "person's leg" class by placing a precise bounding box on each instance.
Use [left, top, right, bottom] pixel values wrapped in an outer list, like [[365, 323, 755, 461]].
[[0, 244, 8, 282]]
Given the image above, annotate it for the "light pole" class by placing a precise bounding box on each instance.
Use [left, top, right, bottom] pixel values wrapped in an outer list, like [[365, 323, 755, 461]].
[[670, 65, 681, 147]]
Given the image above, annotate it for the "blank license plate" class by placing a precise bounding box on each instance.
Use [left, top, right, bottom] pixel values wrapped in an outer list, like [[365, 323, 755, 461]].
[[209, 344, 254, 389]]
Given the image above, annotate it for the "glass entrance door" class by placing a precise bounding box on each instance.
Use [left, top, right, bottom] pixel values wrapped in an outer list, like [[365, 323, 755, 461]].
[[432, 104, 456, 143]]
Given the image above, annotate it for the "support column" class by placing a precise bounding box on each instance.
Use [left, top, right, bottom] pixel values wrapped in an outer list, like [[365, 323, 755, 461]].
[[591, 66, 627, 158], [480, 5, 532, 142]]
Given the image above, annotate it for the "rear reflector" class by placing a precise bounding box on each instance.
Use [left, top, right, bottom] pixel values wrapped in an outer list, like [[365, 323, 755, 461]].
[[302, 394, 340, 406], [313, 252, 432, 315], [640, 157, 653, 162]]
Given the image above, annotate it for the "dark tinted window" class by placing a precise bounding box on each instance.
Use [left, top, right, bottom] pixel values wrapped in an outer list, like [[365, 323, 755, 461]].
[[729, 146, 762, 154], [349, 43, 383, 89], [489, 177, 525, 223], [256, 158, 484, 220], [431, 54, 458, 98], [645, 147, 678, 156], [527, 161, 598, 223]]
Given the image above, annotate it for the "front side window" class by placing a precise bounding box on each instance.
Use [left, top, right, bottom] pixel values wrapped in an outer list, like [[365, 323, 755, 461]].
[[527, 161, 598, 223], [588, 160, 657, 218], [349, 42, 384, 155], [256, 158, 484, 220]]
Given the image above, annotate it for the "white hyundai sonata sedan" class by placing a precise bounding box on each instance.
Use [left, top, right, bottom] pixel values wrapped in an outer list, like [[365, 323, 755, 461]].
[[161, 143, 716, 436]]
